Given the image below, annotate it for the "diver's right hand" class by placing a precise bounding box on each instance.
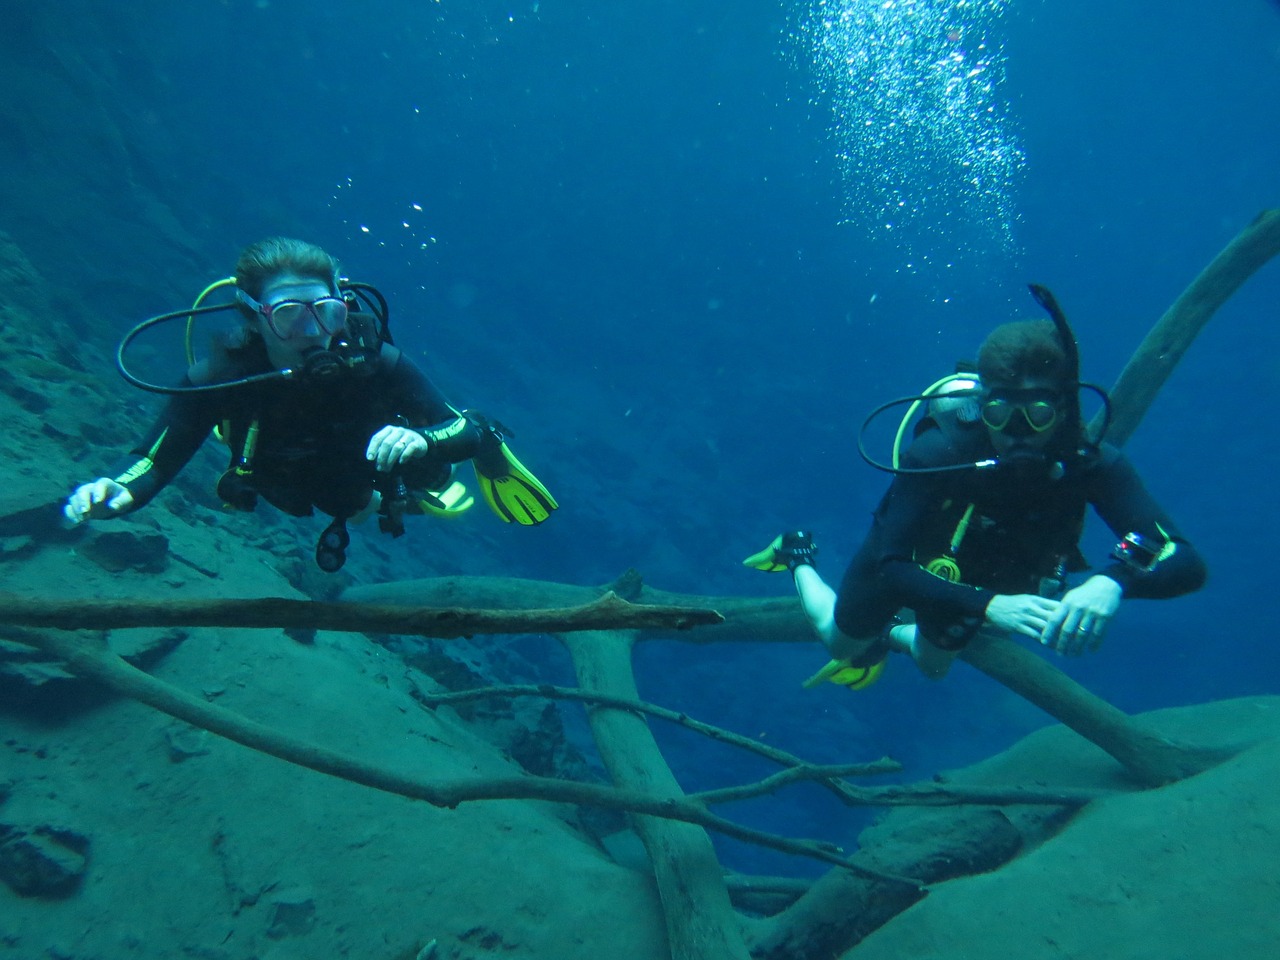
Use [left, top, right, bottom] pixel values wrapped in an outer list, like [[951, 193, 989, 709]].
[[983, 593, 1061, 642], [64, 479, 134, 524]]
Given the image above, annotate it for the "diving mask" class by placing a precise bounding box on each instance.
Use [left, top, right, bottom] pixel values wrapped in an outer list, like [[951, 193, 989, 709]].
[[981, 395, 1059, 434], [237, 289, 349, 340]]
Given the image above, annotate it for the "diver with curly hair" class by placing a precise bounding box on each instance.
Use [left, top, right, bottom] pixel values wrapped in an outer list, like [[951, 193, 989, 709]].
[[746, 287, 1206, 685]]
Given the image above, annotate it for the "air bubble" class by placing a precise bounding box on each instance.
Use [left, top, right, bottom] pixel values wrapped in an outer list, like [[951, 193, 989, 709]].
[[787, 0, 1024, 267]]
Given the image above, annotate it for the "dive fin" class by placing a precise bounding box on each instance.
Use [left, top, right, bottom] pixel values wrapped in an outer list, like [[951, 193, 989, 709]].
[[417, 480, 475, 518], [801, 657, 886, 691], [742, 535, 790, 573], [472, 440, 558, 525]]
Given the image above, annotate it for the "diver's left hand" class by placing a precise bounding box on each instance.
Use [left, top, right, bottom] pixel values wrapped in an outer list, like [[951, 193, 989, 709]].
[[1041, 575, 1123, 656], [367, 425, 430, 473]]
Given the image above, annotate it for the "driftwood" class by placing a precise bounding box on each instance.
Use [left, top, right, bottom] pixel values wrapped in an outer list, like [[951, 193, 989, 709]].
[[6, 578, 1197, 789], [958, 631, 1237, 784], [348, 574, 1229, 787], [0, 590, 721, 636], [9, 625, 1094, 878], [561, 629, 753, 960], [8, 626, 920, 878], [1094, 208, 1280, 446], [418, 685, 1110, 808], [414, 681, 905, 807]]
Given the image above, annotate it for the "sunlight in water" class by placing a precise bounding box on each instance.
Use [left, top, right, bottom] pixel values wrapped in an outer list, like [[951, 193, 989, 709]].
[[789, 0, 1025, 269]]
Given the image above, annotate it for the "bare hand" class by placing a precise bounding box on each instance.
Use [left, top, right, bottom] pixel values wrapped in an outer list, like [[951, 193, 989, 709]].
[[984, 594, 1062, 642], [366, 425, 430, 473], [1041, 575, 1123, 656], [64, 478, 134, 524]]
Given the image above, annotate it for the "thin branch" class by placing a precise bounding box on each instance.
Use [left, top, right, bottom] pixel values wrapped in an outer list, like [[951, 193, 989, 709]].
[[413, 683, 902, 804], [692, 763, 927, 806], [691, 766, 1109, 809]]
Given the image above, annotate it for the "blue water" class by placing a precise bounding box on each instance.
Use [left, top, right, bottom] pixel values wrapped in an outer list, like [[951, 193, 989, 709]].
[[16, 0, 1280, 876]]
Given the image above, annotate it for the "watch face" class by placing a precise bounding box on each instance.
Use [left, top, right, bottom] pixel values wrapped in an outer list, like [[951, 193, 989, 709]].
[[1115, 534, 1159, 570]]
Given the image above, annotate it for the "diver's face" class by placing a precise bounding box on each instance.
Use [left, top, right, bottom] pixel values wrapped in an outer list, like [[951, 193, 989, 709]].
[[982, 375, 1065, 459], [256, 274, 335, 369]]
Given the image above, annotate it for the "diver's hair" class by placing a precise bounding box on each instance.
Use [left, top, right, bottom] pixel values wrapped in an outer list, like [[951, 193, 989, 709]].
[[976, 319, 1071, 387], [233, 237, 340, 306]]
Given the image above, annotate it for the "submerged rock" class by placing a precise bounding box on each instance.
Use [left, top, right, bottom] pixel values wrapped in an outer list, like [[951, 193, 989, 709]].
[[0, 823, 90, 898], [265, 888, 317, 939], [76, 530, 170, 574], [0, 627, 187, 700]]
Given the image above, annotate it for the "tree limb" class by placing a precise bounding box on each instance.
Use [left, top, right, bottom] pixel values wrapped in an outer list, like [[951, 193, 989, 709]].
[[691, 767, 1108, 809], [0, 590, 721, 637], [12, 624, 917, 882], [958, 631, 1236, 784], [557, 629, 757, 960], [1094, 208, 1280, 446], [414, 682, 902, 805]]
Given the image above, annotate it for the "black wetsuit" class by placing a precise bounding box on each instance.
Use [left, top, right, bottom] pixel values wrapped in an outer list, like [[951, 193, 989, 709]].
[[834, 421, 1207, 661], [112, 336, 482, 521]]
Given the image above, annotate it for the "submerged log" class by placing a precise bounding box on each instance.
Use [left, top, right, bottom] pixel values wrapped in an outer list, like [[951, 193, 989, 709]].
[[9, 567, 1230, 789], [1094, 208, 1280, 446], [561, 629, 753, 960], [3, 626, 905, 869], [0, 590, 720, 636], [349, 575, 1228, 787], [958, 633, 1235, 784]]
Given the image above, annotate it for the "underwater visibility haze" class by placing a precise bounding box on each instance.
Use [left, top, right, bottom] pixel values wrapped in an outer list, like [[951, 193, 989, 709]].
[[1, 0, 1279, 956]]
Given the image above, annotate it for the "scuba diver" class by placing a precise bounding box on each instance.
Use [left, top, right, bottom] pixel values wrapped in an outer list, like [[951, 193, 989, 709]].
[[64, 237, 556, 571], [745, 285, 1206, 685]]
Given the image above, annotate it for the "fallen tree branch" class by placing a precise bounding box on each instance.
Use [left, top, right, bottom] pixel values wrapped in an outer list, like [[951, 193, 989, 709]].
[[423, 682, 1106, 807], [725, 873, 812, 915], [420, 680, 1108, 856], [345, 575, 806, 644], [0, 590, 721, 637], [1094, 207, 1280, 446], [558, 628, 757, 960], [691, 768, 1109, 809], [16, 624, 921, 882], [352, 575, 1231, 786], [958, 632, 1235, 784], [414, 682, 902, 805]]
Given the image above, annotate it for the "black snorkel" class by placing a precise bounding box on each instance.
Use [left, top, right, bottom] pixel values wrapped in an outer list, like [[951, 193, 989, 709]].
[[115, 282, 391, 395], [342, 282, 393, 345], [1027, 282, 1113, 460], [116, 301, 295, 394]]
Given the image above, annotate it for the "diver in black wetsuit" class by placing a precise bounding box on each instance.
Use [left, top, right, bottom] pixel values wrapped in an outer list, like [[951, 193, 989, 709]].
[[746, 288, 1206, 684], [65, 237, 556, 571]]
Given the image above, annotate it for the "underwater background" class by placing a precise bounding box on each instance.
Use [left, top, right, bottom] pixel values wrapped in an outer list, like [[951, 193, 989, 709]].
[[2, 0, 1279, 887]]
